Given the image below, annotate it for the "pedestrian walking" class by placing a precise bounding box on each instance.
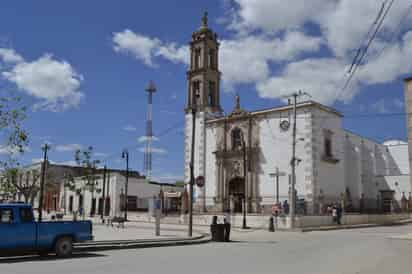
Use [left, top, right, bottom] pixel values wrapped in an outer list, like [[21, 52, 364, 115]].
[[332, 205, 338, 224], [283, 200, 290, 215], [223, 209, 231, 242], [336, 204, 343, 225]]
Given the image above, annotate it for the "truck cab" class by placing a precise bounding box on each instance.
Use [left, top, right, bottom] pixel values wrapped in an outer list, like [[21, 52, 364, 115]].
[[0, 204, 93, 257]]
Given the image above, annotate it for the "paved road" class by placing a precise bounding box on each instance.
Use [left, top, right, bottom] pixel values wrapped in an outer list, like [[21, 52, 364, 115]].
[[1, 224, 412, 274]]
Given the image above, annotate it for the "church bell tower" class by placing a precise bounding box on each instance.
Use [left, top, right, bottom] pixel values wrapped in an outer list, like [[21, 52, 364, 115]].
[[184, 12, 221, 212], [185, 11, 222, 114]]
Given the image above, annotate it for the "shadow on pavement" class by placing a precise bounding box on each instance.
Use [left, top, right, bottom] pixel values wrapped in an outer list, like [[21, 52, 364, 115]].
[[0, 252, 106, 264]]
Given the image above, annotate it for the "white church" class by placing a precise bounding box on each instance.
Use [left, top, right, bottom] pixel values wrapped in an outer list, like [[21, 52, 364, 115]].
[[184, 14, 411, 215]]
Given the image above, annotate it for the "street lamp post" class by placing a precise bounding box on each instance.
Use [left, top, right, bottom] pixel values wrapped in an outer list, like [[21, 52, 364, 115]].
[[188, 91, 200, 237], [122, 149, 129, 221]]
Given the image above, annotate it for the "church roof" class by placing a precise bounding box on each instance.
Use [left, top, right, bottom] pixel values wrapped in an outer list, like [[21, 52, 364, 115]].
[[206, 100, 343, 124]]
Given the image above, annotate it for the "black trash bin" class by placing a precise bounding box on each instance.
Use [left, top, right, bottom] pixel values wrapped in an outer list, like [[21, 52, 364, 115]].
[[210, 223, 225, 242]]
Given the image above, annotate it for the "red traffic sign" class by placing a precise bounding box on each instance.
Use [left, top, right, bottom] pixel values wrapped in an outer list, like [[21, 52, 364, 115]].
[[195, 176, 205, 187], [272, 203, 280, 216]]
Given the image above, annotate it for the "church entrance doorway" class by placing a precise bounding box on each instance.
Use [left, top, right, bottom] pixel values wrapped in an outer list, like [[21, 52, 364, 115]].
[[229, 177, 245, 213]]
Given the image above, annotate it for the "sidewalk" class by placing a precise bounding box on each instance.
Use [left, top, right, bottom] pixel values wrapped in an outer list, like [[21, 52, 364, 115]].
[[301, 218, 412, 232], [73, 221, 210, 252], [92, 221, 204, 241]]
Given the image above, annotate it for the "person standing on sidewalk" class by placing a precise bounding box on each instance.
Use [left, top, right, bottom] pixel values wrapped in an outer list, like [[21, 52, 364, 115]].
[[223, 209, 231, 242], [332, 205, 338, 224], [336, 204, 343, 225]]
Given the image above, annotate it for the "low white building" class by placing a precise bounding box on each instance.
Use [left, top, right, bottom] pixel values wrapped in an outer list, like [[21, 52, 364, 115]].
[[61, 171, 183, 218]]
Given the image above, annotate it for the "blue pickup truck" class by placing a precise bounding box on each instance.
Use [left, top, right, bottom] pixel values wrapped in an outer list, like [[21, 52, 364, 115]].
[[0, 203, 93, 257]]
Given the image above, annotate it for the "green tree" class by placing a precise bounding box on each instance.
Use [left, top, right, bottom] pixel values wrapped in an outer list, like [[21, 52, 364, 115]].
[[0, 95, 28, 199], [65, 146, 101, 216]]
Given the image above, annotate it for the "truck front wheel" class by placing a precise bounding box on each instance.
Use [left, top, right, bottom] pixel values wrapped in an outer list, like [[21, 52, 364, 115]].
[[54, 237, 73, 257]]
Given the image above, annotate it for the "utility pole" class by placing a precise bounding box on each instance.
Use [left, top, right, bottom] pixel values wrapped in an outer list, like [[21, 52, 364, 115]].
[[38, 143, 50, 222], [122, 150, 129, 221], [188, 91, 200, 237], [101, 165, 107, 223], [283, 90, 310, 229], [241, 138, 248, 229]]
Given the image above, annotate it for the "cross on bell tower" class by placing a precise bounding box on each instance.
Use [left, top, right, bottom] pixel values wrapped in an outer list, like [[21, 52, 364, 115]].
[[186, 11, 222, 114]]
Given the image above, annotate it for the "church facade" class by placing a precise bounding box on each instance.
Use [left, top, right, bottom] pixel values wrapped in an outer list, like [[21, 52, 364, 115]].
[[184, 15, 410, 215]]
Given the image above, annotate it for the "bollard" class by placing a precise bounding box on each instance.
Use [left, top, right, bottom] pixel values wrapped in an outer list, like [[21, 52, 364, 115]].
[[269, 216, 275, 232]]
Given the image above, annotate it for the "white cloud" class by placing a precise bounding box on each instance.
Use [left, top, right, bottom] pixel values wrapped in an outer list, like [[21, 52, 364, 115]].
[[228, 0, 335, 34], [113, 1, 412, 105], [257, 58, 355, 105], [318, 0, 412, 57], [2, 53, 84, 112], [138, 146, 167, 154], [123, 125, 137, 132], [357, 31, 412, 85], [55, 143, 82, 152], [220, 31, 322, 89], [113, 29, 188, 67], [137, 136, 159, 143], [0, 48, 23, 64]]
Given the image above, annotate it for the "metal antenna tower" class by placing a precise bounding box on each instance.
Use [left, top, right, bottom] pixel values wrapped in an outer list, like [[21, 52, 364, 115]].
[[144, 80, 156, 181]]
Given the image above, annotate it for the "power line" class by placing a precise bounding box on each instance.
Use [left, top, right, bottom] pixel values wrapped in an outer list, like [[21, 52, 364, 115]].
[[369, 2, 412, 62], [347, 1, 387, 74], [342, 0, 395, 92]]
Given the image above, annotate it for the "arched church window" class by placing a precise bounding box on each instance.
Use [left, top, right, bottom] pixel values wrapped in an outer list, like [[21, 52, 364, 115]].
[[208, 49, 215, 69], [208, 81, 215, 106], [231, 128, 243, 150], [194, 48, 201, 69], [192, 81, 200, 106]]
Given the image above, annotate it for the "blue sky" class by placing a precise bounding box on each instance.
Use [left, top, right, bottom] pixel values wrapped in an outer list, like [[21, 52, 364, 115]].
[[0, 0, 410, 182]]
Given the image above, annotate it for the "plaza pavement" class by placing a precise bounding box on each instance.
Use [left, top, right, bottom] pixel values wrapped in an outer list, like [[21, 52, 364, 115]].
[[2, 224, 412, 274]]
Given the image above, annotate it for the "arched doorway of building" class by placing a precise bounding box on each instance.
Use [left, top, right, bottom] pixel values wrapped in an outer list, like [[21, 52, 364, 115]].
[[229, 177, 245, 213]]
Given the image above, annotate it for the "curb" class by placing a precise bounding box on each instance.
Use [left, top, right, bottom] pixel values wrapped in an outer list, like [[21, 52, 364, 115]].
[[74, 233, 211, 252], [301, 220, 412, 232]]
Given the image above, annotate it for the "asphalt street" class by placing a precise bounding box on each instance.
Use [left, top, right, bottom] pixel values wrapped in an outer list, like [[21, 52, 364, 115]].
[[2, 224, 412, 274]]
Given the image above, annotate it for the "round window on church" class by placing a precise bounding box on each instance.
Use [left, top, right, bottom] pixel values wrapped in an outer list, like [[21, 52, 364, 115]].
[[280, 120, 290, 131]]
